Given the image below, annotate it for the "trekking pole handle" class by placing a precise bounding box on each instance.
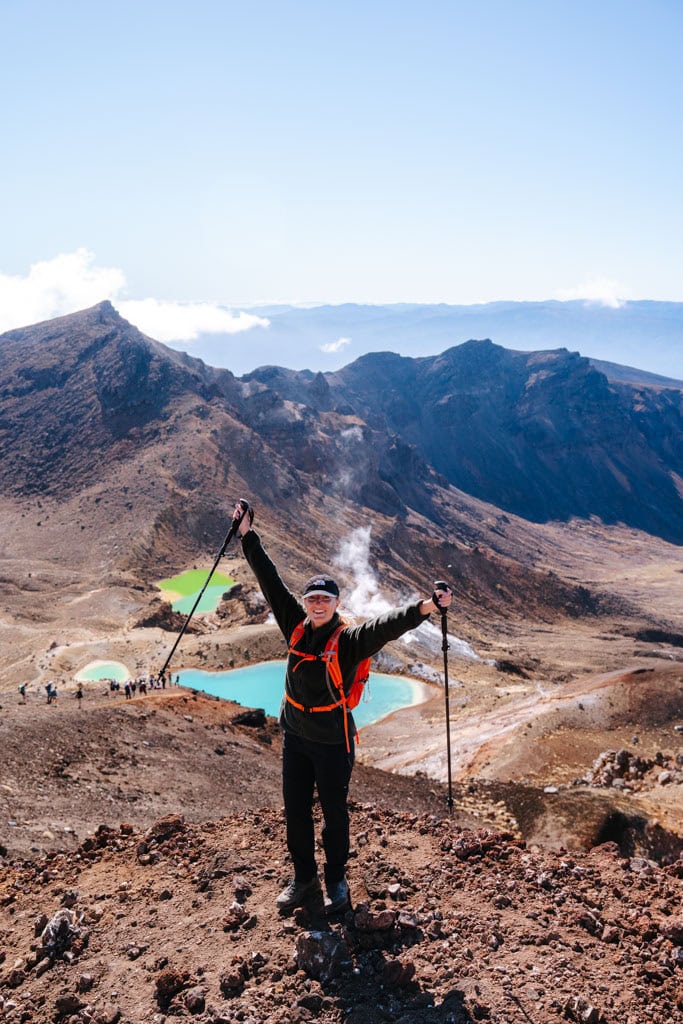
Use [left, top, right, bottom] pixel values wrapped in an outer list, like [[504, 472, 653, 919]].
[[432, 580, 451, 614], [234, 497, 251, 523], [226, 498, 253, 545]]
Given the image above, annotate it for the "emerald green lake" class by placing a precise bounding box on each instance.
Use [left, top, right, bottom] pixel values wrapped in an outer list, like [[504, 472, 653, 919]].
[[156, 568, 235, 614]]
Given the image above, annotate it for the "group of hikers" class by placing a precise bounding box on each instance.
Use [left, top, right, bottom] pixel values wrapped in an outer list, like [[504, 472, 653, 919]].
[[17, 680, 83, 705], [18, 680, 80, 705], [118, 673, 175, 698], [17, 673, 181, 706]]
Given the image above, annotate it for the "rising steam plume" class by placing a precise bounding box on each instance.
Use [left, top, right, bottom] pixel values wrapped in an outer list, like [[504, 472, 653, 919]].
[[333, 527, 479, 661]]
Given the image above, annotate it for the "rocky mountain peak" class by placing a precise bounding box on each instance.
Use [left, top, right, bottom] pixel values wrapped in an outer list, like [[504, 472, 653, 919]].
[[1, 306, 681, 542], [0, 303, 235, 497]]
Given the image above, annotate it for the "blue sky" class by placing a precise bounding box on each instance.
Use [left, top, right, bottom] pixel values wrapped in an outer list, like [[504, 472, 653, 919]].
[[1, 0, 682, 350]]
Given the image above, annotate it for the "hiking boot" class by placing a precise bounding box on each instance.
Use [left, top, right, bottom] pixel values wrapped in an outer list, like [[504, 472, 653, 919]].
[[324, 877, 350, 915], [276, 876, 321, 913]]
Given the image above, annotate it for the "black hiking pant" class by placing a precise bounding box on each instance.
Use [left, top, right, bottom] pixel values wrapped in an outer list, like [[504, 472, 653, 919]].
[[282, 730, 355, 886]]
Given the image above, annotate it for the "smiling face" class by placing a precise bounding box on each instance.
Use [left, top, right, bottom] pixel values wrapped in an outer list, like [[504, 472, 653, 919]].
[[303, 593, 339, 629]]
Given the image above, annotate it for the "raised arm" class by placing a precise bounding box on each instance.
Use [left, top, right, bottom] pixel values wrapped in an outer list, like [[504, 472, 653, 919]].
[[339, 586, 453, 663], [234, 502, 304, 639]]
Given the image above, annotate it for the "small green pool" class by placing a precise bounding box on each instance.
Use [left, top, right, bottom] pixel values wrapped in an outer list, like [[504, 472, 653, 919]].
[[157, 568, 235, 614]]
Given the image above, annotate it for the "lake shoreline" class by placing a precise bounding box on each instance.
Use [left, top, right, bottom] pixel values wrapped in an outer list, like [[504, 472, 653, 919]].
[[176, 660, 436, 730]]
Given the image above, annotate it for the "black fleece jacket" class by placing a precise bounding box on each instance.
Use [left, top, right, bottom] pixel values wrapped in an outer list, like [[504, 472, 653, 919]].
[[241, 530, 429, 745]]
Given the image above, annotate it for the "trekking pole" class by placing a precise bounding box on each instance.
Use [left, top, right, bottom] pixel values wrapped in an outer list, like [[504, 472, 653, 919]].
[[433, 580, 454, 812], [158, 499, 252, 683]]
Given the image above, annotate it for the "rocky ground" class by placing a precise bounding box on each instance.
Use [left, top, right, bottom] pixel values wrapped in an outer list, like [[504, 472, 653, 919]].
[[2, 691, 683, 1024], [2, 802, 683, 1024], [578, 746, 683, 793], [0, 692, 454, 862]]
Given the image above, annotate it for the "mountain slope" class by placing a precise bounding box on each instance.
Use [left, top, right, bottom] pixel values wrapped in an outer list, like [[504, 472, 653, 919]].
[[244, 341, 683, 542], [0, 301, 239, 495]]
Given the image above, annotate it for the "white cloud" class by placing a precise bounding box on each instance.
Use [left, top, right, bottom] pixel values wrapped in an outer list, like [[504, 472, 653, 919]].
[[556, 278, 628, 309], [0, 249, 126, 332], [116, 298, 268, 342], [0, 249, 269, 340], [320, 336, 351, 353]]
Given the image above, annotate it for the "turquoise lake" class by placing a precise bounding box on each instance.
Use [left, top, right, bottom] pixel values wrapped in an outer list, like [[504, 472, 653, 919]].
[[177, 661, 425, 729], [76, 660, 130, 682]]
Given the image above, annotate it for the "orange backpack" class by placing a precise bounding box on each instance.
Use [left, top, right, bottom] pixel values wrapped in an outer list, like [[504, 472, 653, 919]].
[[286, 621, 371, 751]]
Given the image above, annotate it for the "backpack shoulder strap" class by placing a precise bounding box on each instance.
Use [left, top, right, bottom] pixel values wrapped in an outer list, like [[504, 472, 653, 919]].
[[288, 618, 347, 684], [289, 620, 306, 650], [323, 622, 345, 654], [323, 623, 346, 690]]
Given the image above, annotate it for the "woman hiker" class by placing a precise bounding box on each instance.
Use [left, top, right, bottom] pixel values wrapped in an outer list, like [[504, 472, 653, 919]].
[[234, 502, 452, 915]]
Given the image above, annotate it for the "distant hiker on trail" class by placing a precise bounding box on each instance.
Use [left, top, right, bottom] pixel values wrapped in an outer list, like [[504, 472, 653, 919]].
[[18, 683, 27, 703], [75, 684, 83, 707], [233, 501, 452, 916], [45, 682, 55, 705], [124, 682, 131, 700]]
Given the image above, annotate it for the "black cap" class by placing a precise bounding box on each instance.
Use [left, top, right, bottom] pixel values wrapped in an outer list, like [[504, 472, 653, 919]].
[[302, 574, 340, 598]]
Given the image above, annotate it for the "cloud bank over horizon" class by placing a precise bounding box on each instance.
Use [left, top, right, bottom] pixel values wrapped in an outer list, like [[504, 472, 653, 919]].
[[0, 249, 679, 380], [0, 250, 269, 340], [555, 278, 628, 309], [0, 249, 646, 341], [116, 298, 269, 343]]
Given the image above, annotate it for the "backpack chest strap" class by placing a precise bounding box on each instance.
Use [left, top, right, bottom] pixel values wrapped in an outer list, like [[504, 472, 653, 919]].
[[288, 623, 344, 683], [287, 620, 353, 751]]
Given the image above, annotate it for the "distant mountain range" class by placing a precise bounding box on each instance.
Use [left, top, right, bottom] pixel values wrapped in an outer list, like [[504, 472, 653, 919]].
[[243, 341, 682, 542], [161, 300, 683, 381], [1, 302, 681, 548]]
